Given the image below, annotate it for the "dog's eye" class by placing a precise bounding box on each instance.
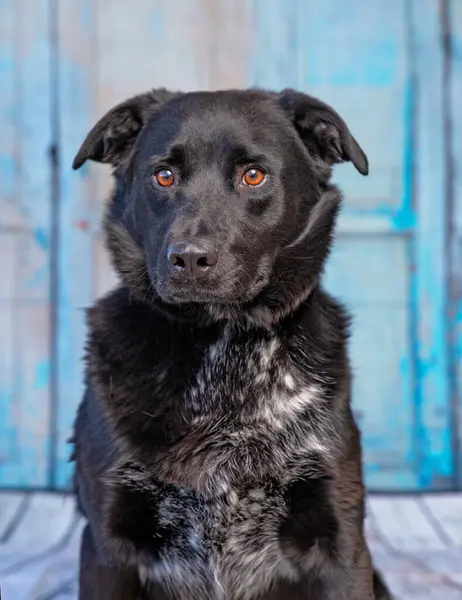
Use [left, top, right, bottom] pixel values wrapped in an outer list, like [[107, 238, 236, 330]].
[[242, 168, 266, 187], [154, 169, 175, 187]]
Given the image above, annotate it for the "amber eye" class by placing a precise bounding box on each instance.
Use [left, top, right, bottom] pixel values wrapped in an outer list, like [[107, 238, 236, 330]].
[[242, 168, 266, 187], [154, 169, 175, 187]]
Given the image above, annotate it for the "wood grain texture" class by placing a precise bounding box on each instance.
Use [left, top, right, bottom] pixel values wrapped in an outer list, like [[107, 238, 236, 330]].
[[0, 492, 460, 599], [422, 494, 462, 546], [54, 0, 97, 490], [448, 0, 462, 489], [293, 0, 411, 213], [0, 492, 27, 538], [411, 0, 453, 490], [0, 0, 53, 488], [369, 496, 447, 552], [0, 493, 76, 573], [0, 0, 459, 492]]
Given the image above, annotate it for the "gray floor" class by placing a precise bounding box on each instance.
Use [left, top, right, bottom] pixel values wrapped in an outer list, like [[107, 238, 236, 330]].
[[0, 493, 461, 599]]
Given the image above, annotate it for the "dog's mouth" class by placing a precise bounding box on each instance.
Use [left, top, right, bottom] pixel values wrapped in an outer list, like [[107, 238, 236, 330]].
[[156, 282, 252, 305], [153, 271, 270, 306]]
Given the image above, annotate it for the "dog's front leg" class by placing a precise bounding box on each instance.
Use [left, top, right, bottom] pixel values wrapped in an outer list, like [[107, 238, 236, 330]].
[[279, 476, 375, 600], [317, 553, 375, 600], [79, 524, 147, 600]]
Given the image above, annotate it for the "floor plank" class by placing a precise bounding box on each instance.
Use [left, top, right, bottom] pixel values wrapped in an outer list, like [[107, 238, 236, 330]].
[[0, 517, 83, 600], [368, 495, 447, 552], [421, 494, 462, 547], [0, 492, 460, 600], [0, 493, 30, 539], [0, 493, 76, 573]]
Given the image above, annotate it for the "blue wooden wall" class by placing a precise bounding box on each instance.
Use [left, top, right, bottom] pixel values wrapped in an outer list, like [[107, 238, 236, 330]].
[[0, 0, 461, 492]]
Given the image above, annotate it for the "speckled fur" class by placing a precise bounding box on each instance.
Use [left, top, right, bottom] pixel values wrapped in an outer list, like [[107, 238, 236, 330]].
[[71, 88, 391, 600]]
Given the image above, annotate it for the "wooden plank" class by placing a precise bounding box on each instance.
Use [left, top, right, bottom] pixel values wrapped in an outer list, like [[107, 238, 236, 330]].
[[448, 0, 462, 489], [0, 493, 459, 599], [53, 0, 97, 491], [0, 0, 21, 230], [0, 493, 28, 538], [422, 494, 462, 546], [0, 297, 16, 484], [250, 0, 299, 91], [368, 551, 462, 600], [348, 304, 416, 490], [369, 495, 447, 551], [367, 496, 462, 599], [293, 0, 411, 213], [0, 493, 76, 573], [201, 0, 251, 90], [0, 0, 53, 488], [416, 548, 462, 586], [329, 253, 415, 487], [0, 515, 83, 600], [411, 0, 453, 490], [10, 305, 52, 487], [325, 236, 409, 304]]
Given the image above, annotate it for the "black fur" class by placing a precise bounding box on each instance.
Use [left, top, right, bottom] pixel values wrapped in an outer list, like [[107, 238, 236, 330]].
[[71, 87, 392, 599]]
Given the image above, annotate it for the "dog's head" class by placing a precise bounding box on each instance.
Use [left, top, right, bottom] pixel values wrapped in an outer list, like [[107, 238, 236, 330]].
[[73, 88, 367, 327]]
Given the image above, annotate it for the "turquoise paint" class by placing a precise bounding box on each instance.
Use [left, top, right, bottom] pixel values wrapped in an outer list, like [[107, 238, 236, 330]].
[[54, 23, 95, 488], [0, 0, 459, 492], [0, 55, 14, 70], [34, 227, 49, 250], [250, 0, 298, 89], [307, 38, 397, 87], [251, 0, 456, 491], [448, 0, 462, 487], [293, 0, 419, 490], [34, 360, 50, 392], [16, 26, 54, 487], [0, 0, 53, 488], [411, 0, 453, 489], [343, 204, 416, 231]]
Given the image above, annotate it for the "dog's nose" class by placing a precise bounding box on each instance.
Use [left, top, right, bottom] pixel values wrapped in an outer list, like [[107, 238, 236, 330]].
[[167, 242, 218, 279]]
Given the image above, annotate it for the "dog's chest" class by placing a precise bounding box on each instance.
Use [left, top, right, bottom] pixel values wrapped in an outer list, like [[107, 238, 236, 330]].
[[184, 328, 315, 423], [107, 327, 330, 598], [130, 475, 300, 600], [149, 328, 328, 492]]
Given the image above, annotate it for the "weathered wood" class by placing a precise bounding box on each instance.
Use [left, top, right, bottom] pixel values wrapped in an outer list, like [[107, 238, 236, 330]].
[[0, 492, 29, 539], [448, 0, 462, 489], [0, 0, 53, 487], [0, 516, 83, 600], [0, 494, 76, 573], [368, 496, 447, 552], [422, 494, 462, 547], [410, 0, 453, 490], [0, 493, 461, 599], [1, 0, 459, 493]]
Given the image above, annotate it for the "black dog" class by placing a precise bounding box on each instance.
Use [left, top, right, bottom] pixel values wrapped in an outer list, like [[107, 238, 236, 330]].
[[71, 88, 392, 599]]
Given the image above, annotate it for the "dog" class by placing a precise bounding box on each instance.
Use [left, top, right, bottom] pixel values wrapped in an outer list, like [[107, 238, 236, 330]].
[[71, 87, 392, 599]]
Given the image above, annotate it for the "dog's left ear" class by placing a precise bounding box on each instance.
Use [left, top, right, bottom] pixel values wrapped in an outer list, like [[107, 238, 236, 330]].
[[72, 88, 179, 170], [278, 89, 368, 176]]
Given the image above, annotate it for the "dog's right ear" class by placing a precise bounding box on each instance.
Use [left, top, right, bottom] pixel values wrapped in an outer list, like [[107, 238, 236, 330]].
[[72, 88, 178, 170]]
